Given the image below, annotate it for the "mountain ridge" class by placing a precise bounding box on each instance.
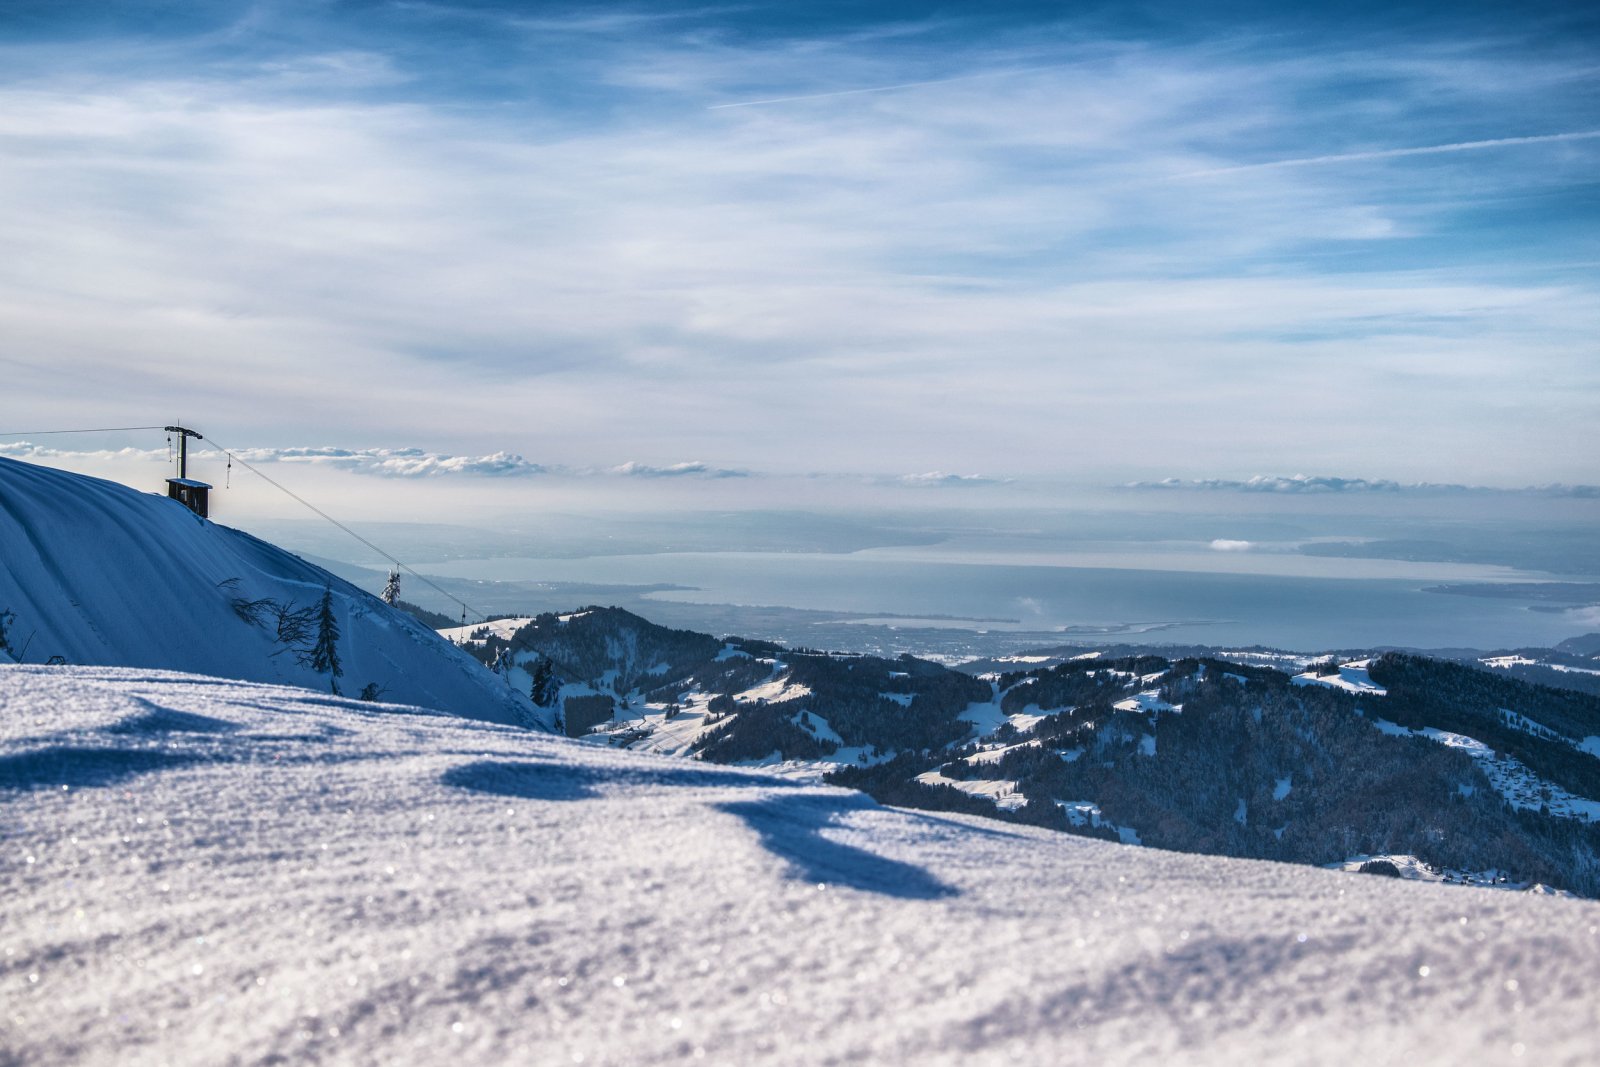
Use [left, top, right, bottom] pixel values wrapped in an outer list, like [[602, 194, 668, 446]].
[[462, 606, 1600, 896]]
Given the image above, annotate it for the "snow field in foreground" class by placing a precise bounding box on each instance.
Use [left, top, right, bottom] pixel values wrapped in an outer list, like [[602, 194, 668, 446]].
[[3, 665, 1599, 1066]]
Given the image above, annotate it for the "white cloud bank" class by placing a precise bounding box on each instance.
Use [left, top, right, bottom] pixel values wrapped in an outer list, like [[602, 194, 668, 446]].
[[1127, 475, 1600, 497], [0, 441, 761, 482], [0, 441, 546, 479], [898, 472, 1008, 488], [607, 461, 749, 479], [233, 447, 546, 478]]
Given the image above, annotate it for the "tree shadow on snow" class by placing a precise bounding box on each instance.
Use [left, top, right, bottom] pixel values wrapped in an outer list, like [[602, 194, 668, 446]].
[[440, 759, 809, 802], [442, 762, 956, 899], [0, 746, 207, 792], [441, 760, 603, 801], [105, 705, 240, 735], [944, 931, 1361, 1050], [718, 796, 959, 901]]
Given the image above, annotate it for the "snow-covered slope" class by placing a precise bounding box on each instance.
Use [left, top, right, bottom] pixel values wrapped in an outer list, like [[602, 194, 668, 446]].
[[4, 664, 1598, 1065], [0, 457, 537, 727]]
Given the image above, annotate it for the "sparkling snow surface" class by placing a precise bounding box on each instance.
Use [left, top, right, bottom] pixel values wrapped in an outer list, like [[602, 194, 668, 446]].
[[4, 666, 1600, 1066]]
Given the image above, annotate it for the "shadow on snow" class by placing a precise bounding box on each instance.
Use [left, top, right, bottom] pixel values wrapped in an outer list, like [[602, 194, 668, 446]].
[[441, 760, 958, 900], [440, 758, 808, 801], [718, 796, 959, 901], [0, 746, 208, 792]]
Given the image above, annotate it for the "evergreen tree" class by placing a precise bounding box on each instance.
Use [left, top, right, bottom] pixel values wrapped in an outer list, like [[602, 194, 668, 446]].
[[491, 645, 513, 685], [381, 570, 401, 606], [530, 656, 557, 707], [308, 588, 343, 693]]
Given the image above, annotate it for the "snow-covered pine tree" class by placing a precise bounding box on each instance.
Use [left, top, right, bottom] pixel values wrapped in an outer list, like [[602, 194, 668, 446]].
[[381, 570, 401, 606], [308, 588, 344, 694]]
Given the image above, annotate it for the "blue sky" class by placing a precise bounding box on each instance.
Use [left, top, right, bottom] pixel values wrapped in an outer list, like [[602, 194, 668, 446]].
[[2, 0, 1597, 507]]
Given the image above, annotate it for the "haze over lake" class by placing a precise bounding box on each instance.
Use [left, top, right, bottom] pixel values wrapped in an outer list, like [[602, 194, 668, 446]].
[[251, 492, 1600, 656], [420, 548, 1577, 653]]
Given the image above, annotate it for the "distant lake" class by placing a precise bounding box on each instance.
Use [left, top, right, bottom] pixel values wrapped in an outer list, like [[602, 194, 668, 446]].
[[422, 546, 1587, 652]]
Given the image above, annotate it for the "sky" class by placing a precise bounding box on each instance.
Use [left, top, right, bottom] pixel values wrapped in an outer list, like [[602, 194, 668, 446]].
[[1, 0, 1598, 519]]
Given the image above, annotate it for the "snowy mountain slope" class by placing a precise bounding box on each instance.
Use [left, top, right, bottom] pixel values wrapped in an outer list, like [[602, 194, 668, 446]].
[[0, 457, 538, 727], [4, 665, 1598, 1066]]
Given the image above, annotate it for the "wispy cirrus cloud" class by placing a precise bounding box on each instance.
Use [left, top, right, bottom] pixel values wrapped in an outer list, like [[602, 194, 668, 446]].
[[704, 64, 1062, 110], [0, 2, 1596, 490], [1177, 129, 1600, 178]]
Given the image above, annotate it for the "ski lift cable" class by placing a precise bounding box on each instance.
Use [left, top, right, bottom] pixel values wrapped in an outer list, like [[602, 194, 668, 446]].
[[199, 438, 488, 626], [0, 422, 488, 627], [0, 425, 168, 436]]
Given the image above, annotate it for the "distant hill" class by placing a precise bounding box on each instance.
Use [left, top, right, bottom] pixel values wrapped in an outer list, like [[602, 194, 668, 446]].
[[454, 606, 1600, 896], [962, 641, 1600, 699], [0, 456, 543, 728], [1557, 632, 1600, 658]]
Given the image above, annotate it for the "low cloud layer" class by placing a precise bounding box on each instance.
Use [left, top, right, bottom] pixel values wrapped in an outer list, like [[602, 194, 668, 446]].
[[1127, 475, 1600, 497], [0, 441, 757, 482], [607, 461, 749, 479], [232, 447, 546, 478], [0, 443, 171, 464], [898, 472, 1008, 488], [1209, 539, 1255, 552], [0, 442, 547, 479]]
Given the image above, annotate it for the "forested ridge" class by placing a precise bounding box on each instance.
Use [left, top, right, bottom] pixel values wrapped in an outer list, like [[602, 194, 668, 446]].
[[474, 608, 1600, 895]]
